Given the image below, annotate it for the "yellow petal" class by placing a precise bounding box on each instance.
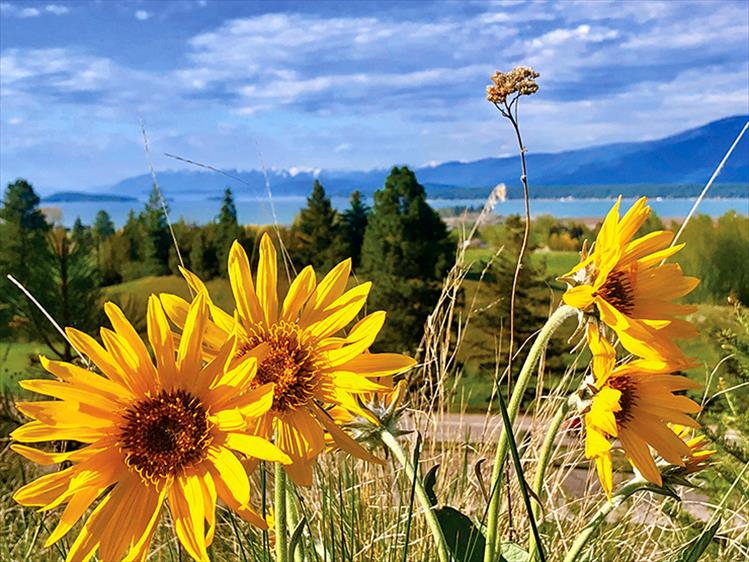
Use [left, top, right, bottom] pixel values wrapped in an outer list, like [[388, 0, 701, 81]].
[[620, 230, 673, 264], [177, 293, 209, 380], [325, 311, 386, 367], [100, 328, 149, 396], [11, 419, 106, 444], [16, 400, 113, 429], [206, 446, 250, 507], [208, 457, 267, 529], [228, 240, 264, 327], [45, 483, 106, 547], [619, 427, 661, 486], [312, 404, 384, 465], [596, 452, 614, 500], [169, 473, 209, 562], [331, 372, 389, 392], [225, 433, 292, 464], [277, 410, 326, 486], [39, 355, 131, 404], [147, 295, 176, 388], [282, 265, 316, 322], [306, 282, 372, 339], [122, 485, 168, 562], [596, 196, 622, 251], [331, 353, 416, 377], [584, 421, 612, 458], [17, 378, 114, 413], [629, 416, 689, 466], [65, 327, 130, 388], [13, 466, 75, 506], [257, 233, 279, 326], [586, 325, 616, 386], [563, 285, 596, 310], [300, 258, 352, 326], [616, 196, 650, 244], [104, 302, 158, 394], [636, 243, 685, 268], [197, 471, 217, 547], [11, 443, 102, 466]]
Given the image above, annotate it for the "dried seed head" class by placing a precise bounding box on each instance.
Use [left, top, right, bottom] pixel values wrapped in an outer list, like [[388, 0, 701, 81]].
[[486, 66, 540, 104]]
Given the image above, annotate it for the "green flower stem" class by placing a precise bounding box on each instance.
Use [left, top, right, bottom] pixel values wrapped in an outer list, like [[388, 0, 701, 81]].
[[275, 462, 289, 562], [561, 478, 650, 562], [380, 428, 452, 562], [528, 393, 576, 561], [285, 483, 304, 562], [484, 305, 576, 562]]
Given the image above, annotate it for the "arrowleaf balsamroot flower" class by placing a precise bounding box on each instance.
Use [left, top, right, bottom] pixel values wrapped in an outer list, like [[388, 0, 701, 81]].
[[11, 294, 290, 562], [560, 196, 699, 363], [583, 326, 702, 498], [160, 233, 416, 486]]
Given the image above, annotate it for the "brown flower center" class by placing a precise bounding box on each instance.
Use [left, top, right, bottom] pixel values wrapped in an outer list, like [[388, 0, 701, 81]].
[[119, 390, 213, 482], [607, 376, 638, 425], [238, 321, 321, 413], [596, 269, 635, 315]]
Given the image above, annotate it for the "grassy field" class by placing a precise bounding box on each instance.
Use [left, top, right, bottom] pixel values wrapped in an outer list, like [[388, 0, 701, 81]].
[[0, 341, 48, 393]]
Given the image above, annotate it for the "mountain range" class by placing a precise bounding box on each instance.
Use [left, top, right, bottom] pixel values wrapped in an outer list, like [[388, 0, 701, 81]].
[[47, 115, 749, 202]]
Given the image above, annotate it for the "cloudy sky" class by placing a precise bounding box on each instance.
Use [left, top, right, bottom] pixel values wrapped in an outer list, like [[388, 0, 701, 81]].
[[1, 0, 748, 191]]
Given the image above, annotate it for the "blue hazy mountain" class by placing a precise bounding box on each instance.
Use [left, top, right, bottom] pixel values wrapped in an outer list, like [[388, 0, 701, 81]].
[[95, 115, 747, 200]]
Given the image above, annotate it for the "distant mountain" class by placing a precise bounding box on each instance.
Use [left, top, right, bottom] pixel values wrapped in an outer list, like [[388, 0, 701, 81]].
[[96, 115, 747, 200]]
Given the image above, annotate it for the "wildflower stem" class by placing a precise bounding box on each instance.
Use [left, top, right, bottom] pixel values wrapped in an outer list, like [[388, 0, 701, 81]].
[[380, 428, 452, 562], [561, 478, 651, 562], [275, 462, 289, 562], [528, 393, 576, 560], [484, 304, 576, 562]]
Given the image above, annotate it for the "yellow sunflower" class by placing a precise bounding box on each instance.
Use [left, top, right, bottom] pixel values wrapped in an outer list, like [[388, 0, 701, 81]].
[[670, 424, 716, 475], [561, 196, 699, 362], [11, 294, 290, 562], [583, 326, 702, 498], [160, 233, 416, 486]]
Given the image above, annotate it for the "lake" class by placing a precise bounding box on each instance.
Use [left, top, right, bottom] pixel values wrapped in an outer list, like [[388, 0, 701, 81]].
[[43, 195, 749, 228]]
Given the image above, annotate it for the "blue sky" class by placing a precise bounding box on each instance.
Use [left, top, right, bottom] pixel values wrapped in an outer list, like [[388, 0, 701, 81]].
[[1, 0, 748, 192]]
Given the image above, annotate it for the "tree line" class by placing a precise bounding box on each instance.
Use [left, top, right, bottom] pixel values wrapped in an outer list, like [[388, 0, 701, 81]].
[[0, 167, 454, 356]]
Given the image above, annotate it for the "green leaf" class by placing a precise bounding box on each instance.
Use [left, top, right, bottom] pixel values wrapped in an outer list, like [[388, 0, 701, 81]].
[[434, 506, 486, 562], [423, 464, 440, 507], [676, 519, 720, 562], [499, 542, 531, 562], [289, 517, 307, 558]]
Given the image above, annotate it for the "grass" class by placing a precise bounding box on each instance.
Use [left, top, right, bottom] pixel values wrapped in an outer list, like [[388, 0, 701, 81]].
[[0, 341, 48, 394]]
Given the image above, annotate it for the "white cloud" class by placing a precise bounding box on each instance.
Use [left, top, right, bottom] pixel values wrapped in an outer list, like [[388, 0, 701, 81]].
[[1, 2, 69, 17], [134, 9, 151, 21], [45, 4, 68, 15]]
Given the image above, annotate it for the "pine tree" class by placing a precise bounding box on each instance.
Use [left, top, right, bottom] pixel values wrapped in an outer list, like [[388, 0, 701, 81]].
[[92, 210, 115, 277], [121, 209, 143, 262], [71, 217, 93, 249], [290, 179, 340, 270], [35, 228, 103, 359], [140, 184, 171, 275], [189, 229, 219, 280], [0, 179, 52, 341], [214, 187, 246, 274], [338, 190, 369, 268], [93, 210, 115, 239], [360, 167, 453, 352]]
